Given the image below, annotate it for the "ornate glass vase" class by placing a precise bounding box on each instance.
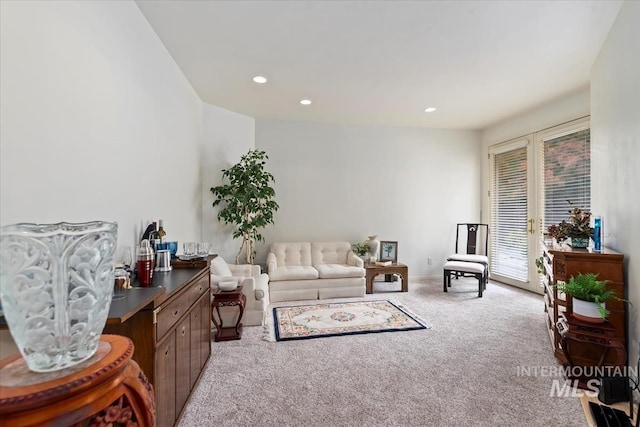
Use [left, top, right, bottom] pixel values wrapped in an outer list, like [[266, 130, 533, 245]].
[[0, 221, 117, 372]]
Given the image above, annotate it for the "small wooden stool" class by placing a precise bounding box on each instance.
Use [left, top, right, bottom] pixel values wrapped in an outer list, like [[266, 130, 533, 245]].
[[443, 260, 487, 297]]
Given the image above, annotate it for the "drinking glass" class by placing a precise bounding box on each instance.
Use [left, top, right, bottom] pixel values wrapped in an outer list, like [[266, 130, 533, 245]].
[[183, 242, 196, 256]]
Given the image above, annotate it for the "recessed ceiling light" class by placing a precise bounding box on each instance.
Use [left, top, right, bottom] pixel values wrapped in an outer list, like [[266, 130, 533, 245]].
[[424, 107, 437, 113], [300, 99, 312, 105], [253, 76, 267, 84]]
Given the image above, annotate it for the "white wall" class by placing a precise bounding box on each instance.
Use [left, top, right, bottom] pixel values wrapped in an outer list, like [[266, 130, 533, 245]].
[[591, 0, 640, 381], [255, 120, 481, 277], [201, 104, 255, 262], [0, 0, 203, 250]]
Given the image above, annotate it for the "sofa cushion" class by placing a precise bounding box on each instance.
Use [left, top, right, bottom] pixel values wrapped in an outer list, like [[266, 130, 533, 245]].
[[314, 263, 364, 279], [311, 242, 352, 265], [270, 242, 312, 267], [269, 265, 319, 281], [210, 256, 232, 277]]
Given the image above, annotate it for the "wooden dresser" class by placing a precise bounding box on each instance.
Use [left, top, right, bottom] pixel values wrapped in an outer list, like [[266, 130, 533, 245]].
[[104, 265, 211, 427], [541, 241, 626, 366]]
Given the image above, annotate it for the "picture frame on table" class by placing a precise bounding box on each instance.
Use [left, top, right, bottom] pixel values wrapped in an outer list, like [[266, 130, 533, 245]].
[[379, 241, 398, 263]]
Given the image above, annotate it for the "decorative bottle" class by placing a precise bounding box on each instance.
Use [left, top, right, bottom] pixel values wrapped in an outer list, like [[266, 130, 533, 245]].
[[157, 219, 167, 244], [148, 221, 160, 251], [593, 216, 602, 252]]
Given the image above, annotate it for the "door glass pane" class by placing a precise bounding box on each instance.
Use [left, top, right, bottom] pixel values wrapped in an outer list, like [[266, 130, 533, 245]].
[[491, 147, 528, 282], [541, 129, 591, 230]]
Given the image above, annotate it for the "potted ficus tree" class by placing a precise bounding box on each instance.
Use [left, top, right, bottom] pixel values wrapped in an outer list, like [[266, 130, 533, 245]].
[[547, 201, 593, 248], [210, 149, 279, 264], [555, 273, 630, 323]]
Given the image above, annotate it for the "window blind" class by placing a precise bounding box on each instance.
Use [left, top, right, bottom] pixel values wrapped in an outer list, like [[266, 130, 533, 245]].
[[540, 129, 591, 231], [490, 146, 528, 282]]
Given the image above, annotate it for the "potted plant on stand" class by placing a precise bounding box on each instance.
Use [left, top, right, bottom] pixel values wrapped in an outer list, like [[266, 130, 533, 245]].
[[210, 150, 279, 264], [547, 202, 593, 248], [556, 273, 630, 323]]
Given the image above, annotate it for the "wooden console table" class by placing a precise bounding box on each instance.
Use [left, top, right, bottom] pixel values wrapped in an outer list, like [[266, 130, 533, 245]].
[[541, 242, 626, 364], [365, 263, 408, 294], [0, 335, 155, 427]]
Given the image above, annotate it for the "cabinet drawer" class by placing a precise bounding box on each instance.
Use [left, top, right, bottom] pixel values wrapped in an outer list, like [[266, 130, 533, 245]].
[[188, 275, 209, 307], [157, 294, 190, 340]]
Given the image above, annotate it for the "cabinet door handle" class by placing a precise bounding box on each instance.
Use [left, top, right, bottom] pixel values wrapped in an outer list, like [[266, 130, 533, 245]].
[[181, 326, 186, 336]]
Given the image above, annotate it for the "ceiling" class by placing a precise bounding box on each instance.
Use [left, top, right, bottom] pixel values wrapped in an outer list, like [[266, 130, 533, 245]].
[[135, 0, 622, 130]]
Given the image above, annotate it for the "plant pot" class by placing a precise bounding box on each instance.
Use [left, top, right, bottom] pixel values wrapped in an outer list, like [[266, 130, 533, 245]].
[[572, 298, 605, 323], [0, 221, 118, 372], [569, 237, 589, 248]]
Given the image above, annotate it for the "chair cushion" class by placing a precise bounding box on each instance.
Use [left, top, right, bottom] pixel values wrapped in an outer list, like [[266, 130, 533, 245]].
[[444, 261, 485, 274], [447, 254, 489, 265], [268, 265, 319, 281], [314, 263, 364, 279], [210, 256, 232, 277]]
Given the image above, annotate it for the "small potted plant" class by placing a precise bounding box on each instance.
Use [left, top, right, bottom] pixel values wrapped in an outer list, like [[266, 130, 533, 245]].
[[546, 201, 593, 248], [555, 273, 630, 323], [352, 241, 369, 261]]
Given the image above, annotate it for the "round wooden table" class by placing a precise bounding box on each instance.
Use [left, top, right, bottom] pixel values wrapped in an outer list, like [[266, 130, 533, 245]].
[[0, 334, 155, 427]]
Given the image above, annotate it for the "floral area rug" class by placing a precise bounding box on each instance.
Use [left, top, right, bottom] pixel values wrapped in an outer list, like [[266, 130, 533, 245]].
[[272, 300, 429, 341]]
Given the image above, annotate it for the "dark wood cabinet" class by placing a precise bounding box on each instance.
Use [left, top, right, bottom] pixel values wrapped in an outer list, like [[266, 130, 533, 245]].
[[542, 241, 626, 367], [104, 266, 211, 427]]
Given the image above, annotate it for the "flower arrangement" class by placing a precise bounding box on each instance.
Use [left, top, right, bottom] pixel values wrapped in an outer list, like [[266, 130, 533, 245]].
[[547, 201, 593, 244]]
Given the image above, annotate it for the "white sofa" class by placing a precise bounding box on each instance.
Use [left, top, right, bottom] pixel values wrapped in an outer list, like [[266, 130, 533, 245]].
[[267, 242, 366, 302], [209, 256, 269, 326]]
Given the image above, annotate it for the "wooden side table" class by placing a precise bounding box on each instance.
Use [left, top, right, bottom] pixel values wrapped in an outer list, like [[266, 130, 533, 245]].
[[0, 334, 155, 427], [557, 313, 626, 389], [364, 263, 409, 294], [211, 285, 246, 342]]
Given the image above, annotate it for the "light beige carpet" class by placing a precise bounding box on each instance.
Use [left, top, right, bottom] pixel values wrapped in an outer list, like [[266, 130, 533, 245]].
[[179, 278, 587, 427]]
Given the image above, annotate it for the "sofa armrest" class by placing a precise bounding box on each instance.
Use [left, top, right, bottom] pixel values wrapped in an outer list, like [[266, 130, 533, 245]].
[[250, 264, 262, 276], [347, 250, 364, 268], [252, 273, 269, 301], [266, 252, 277, 274], [239, 275, 256, 296]]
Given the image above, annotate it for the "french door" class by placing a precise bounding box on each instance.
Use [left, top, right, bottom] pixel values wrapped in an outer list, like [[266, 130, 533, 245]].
[[489, 138, 539, 293], [489, 117, 590, 294]]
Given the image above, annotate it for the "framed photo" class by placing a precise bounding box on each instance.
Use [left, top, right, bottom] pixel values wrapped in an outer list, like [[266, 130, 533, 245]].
[[379, 241, 398, 263]]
